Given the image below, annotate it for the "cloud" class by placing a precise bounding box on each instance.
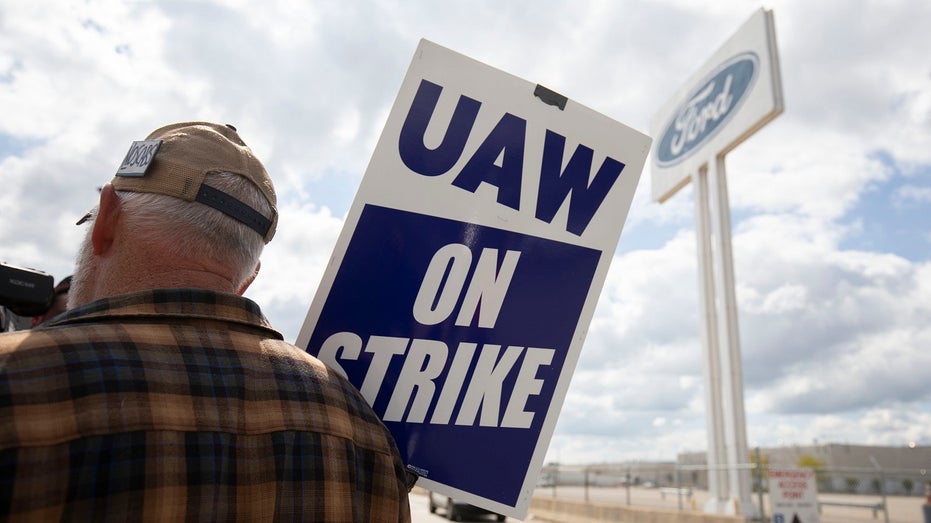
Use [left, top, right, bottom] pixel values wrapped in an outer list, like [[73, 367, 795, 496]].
[[554, 189, 930, 459], [895, 184, 931, 207]]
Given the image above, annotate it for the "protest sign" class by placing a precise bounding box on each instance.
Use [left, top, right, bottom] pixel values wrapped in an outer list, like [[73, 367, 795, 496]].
[[296, 39, 650, 517]]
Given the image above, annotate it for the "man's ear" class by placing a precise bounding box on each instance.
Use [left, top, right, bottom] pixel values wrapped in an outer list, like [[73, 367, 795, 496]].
[[91, 184, 121, 255], [237, 261, 261, 295]]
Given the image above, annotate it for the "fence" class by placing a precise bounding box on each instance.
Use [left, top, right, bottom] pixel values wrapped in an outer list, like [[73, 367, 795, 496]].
[[537, 456, 930, 522]]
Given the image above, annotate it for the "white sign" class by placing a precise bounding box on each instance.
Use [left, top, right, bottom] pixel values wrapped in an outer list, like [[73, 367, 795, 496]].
[[295, 39, 650, 519], [651, 8, 783, 202], [769, 468, 820, 523]]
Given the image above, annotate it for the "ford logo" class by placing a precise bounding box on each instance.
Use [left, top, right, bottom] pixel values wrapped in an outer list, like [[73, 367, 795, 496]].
[[655, 52, 759, 167]]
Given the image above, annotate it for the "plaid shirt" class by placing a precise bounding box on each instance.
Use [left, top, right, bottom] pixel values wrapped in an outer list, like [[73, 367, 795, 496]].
[[0, 289, 412, 522]]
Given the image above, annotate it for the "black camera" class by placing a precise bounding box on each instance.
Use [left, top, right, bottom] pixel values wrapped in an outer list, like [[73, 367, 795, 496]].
[[0, 261, 55, 317]]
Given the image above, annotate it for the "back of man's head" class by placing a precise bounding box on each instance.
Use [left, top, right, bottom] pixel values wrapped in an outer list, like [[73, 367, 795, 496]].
[[70, 122, 277, 305], [113, 122, 277, 285]]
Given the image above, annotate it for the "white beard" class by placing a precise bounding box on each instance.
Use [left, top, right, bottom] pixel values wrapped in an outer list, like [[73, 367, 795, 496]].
[[67, 224, 98, 309]]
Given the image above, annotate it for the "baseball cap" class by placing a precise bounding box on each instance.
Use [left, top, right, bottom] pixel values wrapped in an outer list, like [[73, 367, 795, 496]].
[[108, 122, 278, 242]]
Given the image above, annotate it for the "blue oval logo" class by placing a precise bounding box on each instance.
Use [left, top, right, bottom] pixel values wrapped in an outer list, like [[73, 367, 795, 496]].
[[655, 52, 758, 167]]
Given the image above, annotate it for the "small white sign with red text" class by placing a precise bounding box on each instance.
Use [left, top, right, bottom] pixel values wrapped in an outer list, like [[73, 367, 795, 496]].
[[769, 467, 820, 523]]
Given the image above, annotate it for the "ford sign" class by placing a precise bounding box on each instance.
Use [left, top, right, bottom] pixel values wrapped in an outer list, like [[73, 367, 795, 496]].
[[655, 52, 759, 167]]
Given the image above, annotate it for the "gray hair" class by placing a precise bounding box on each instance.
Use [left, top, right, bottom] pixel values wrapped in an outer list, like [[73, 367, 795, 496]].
[[116, 171, 273, 288]]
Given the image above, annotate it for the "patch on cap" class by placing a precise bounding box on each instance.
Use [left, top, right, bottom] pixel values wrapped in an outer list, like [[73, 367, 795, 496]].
[[116, 140, 163, 177]]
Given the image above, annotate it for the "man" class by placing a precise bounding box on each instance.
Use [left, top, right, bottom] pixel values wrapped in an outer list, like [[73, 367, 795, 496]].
[[30, 275, 71, 327], [0, 122, 413, 521], [0, 306, 12, 333]]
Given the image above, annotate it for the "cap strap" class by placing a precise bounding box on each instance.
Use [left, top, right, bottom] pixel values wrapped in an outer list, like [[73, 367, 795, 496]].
[[195, 184, 272, 238]]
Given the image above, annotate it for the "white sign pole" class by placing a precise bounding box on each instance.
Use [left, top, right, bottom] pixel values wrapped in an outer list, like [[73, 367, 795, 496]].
[[694, 165, 728, 508], [709, 155, 753, 513]]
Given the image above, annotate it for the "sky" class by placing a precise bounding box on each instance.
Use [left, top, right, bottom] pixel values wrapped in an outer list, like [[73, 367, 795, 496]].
[[1, 0, 930, 465]]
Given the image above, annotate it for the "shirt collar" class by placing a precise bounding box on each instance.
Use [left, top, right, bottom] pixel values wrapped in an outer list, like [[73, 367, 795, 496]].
[[42, 288, 283, 340]]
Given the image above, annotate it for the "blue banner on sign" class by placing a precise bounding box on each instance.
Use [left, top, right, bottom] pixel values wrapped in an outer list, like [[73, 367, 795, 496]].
[[304, 204, 601, 505]]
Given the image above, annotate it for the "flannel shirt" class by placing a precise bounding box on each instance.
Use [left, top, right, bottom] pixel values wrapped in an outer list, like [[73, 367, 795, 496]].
[[0, 289, 412, 522]]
